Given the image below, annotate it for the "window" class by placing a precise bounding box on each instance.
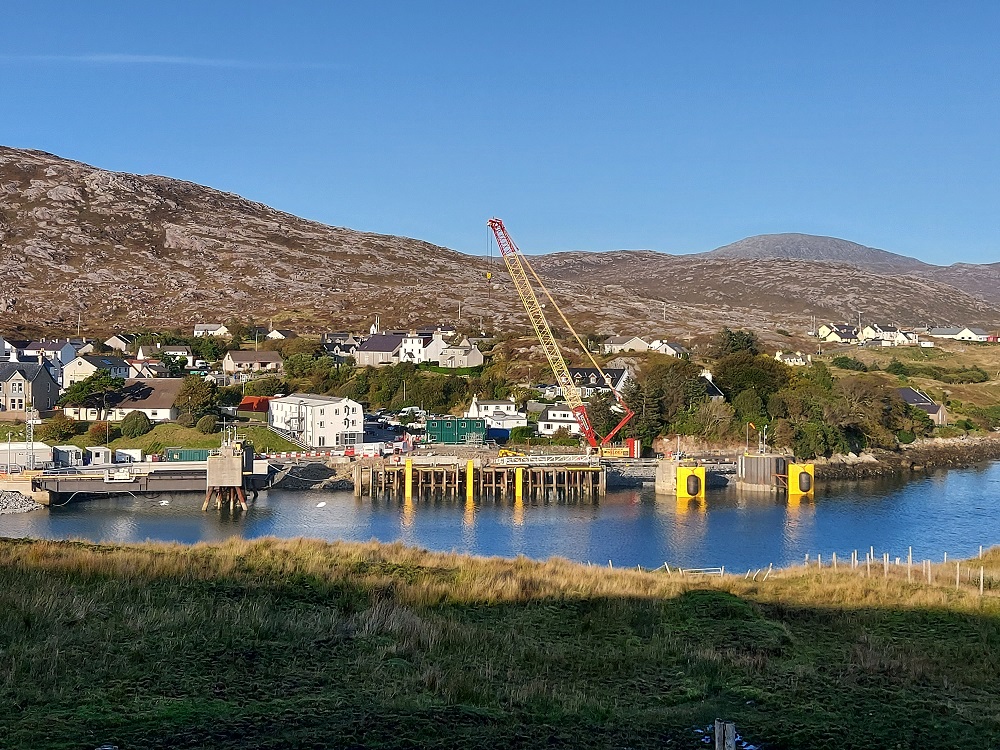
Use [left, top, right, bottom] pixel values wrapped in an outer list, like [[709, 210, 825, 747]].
[[318, 436, 325, 447], [319, 408, 324, 415], [151, 411, 158, 417], [318, 421, 324, 428], [11, 381, 23, 393]]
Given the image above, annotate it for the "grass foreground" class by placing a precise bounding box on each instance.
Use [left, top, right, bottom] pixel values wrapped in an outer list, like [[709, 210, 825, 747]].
[[1, 537, 999, 749]]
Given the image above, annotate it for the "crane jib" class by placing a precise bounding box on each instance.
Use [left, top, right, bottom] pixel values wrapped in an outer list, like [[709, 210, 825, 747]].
[[487, 217, 635, 448]]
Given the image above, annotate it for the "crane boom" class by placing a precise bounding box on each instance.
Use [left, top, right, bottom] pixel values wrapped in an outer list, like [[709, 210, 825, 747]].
[[487, 217, 633, 447]]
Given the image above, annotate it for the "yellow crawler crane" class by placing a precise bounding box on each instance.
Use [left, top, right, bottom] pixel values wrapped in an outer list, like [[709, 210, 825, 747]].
[[487, 217, 634, 447]]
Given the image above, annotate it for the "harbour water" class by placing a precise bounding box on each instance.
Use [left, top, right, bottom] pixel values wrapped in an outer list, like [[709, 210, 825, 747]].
[[2, 461, 999, 571]]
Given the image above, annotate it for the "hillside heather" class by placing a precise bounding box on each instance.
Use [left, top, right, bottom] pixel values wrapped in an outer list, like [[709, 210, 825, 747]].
[[3, 145, 1000, 340]]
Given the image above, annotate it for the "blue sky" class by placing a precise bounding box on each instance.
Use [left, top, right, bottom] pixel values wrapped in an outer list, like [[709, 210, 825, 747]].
[[2, 2, 998, 263]]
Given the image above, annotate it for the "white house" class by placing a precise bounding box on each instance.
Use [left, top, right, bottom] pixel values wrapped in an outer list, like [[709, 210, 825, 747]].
[[63, 378, 185, 422], [399, 332, 432, 363], [266, 329, 297, 340], [20, 339, 79, 365], [104, 333, 138, 352], [775, 350, 811, 366], [465, 396, 527, 431], [537, 404, 582, 437], [136, 343, 192, 361], [221, 350, 283, 374], [602, 336, 649, 354], [565, 367, 629, 398], [269, 393, 364, 449], [648, 340, 689, 358], [63, 355, 130, 387], [193, 324, 229, 338], [127, 359, 170, 379], [818, 324, 859, 344], [860, 324, 907, 345], [928, 327, 989, 342]]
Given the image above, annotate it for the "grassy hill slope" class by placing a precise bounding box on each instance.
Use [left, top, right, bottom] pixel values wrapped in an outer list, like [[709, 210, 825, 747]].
[[1, 537, 998, 749]]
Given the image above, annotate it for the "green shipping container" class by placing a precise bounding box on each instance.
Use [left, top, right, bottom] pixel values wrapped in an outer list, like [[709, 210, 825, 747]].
[[164, 447, 212, 462], [424, 418, 487, 445]]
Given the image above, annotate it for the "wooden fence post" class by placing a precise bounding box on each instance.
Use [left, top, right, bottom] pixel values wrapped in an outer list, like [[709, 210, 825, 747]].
[[714, 720, 737, 750]]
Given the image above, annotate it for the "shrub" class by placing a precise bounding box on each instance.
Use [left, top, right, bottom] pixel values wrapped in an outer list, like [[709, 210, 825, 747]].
[[549, 428, 581, 446], [38, 413, 78, 443], [885, 358, 909, 376], [508, 425, 537, 443], [197, 415, 218, 434], [831, 356, 868, 372], [176, 413, 196, 428], [120, 411, 153, 439], [897, 430, 916, 444], [87, 421, 117, 445]]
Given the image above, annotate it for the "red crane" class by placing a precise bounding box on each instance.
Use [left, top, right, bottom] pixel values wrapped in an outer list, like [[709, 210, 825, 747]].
[[487, 217, 634, 448]]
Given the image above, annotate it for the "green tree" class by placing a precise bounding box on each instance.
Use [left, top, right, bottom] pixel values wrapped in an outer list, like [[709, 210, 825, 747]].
[[197, 415, 218, 434], [712, 352, 791, 403], [174, 376, 218, 420], [732, 389, 765, 425], [243, 377, 288, 397], [690, 399, 736, 441], [508, 425, 537, 443], [120, 411, 153, 439], [712, 327, 761, 357], [885, 358, 909, 377], [58, 372, 126, 410], [160, 353, 188, 377]]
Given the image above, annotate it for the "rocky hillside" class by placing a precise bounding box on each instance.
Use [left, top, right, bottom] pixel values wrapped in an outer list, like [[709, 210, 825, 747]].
[[697, 233, 1000, 306], [2, 146, 998, 341], [533, 248, 1000, 331]]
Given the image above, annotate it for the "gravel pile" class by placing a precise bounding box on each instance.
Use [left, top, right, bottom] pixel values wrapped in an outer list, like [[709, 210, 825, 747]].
[[0, 490, 43, 515]]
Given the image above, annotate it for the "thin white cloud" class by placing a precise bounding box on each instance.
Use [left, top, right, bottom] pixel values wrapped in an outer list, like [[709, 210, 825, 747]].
[[0, 53, 333, 70]]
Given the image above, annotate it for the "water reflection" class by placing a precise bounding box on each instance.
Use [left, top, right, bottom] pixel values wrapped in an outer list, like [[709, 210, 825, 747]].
[[2, 463, 999, 570]]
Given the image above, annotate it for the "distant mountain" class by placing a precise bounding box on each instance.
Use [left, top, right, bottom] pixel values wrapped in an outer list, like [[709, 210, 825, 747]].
[[699, 233, 933, 272]]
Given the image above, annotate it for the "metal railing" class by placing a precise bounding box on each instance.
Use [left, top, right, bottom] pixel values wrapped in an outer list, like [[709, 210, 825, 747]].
[[493, 454, 600, 467]]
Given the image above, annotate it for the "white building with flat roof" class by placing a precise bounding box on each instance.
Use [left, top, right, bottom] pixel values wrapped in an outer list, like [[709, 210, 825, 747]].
[[269, 393, 364, 449]]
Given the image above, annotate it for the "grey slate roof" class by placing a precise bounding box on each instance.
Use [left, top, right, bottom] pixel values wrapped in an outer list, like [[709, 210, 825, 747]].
[[81, 355, 129, 369], [356, 333, 405, 353], [0, 362, 52, 382]]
